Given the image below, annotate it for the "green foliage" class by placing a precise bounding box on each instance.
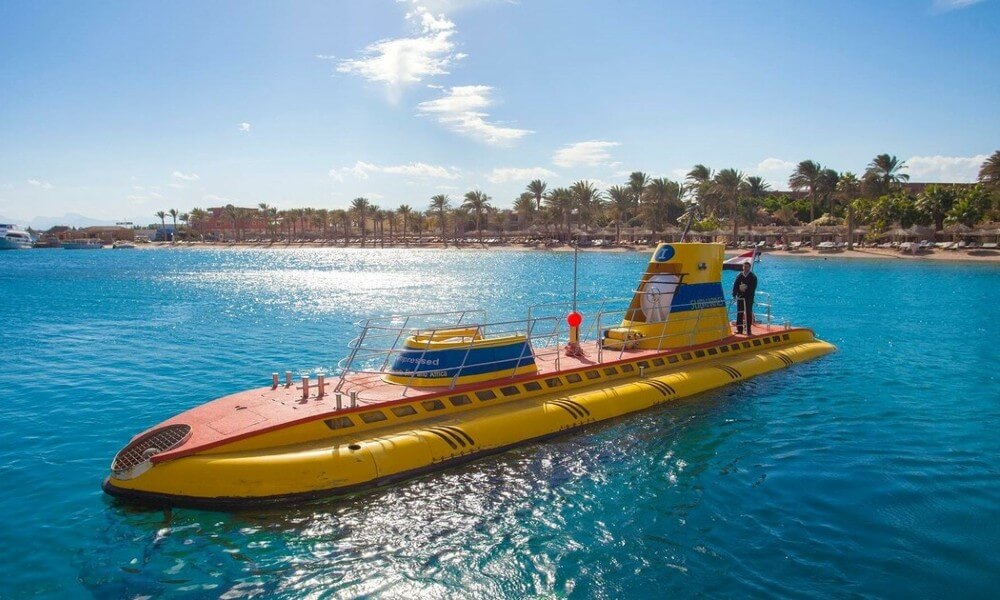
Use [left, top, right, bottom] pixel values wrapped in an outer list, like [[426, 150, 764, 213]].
[[945, 185, 991, 227], [693, 215, 721, 232]]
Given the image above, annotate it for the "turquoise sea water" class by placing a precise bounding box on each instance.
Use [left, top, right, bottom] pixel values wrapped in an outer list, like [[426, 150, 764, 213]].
[[0, 247, 998, 598]]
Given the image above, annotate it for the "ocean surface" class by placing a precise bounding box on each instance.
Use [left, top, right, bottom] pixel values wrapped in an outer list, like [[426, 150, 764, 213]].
[[0, 247, 997, 598]]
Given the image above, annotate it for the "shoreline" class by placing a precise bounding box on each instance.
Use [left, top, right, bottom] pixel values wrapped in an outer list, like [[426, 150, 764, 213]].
[[136, 240, 1000, 263]]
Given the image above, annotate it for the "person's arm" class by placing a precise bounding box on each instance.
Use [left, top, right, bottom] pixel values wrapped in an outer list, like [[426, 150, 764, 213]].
[[732, 275, 740, 297], [748, 273, 757, 296]]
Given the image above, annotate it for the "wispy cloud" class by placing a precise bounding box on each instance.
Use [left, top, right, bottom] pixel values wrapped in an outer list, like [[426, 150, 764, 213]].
[[27, 178, 54, 190], [334, 6, 461, 95], [172, 171, 200, 181], [552, 141, 619, 168], [203, 194, 233, 204], [752, 157, 797, 189], [905, 154, 987, 182], [238, 122, 251, 132], [486, 167, 557, 184], [330, 160, 461, 182], [417, 85, 531, 145], [932, 0, 986, 12]]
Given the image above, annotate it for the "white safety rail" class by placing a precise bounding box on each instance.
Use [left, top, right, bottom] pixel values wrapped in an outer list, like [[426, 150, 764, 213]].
[[333, 290, 792, 404], [334, 310, 567, 401], [728, 292, 788, 330]]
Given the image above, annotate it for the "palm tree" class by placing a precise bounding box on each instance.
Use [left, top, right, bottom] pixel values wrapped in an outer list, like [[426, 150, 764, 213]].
[[258, 203, 276, 241], [350, 197, 370, 246], [397, 205, 413, 245], [686, 164, 717, 215], [740, 176, 770, 233], [462, 190, 492, 244], [513, 193, 535, 231], [179, 213, 190, 240], [223, 204, 240, 241], [627, 171, 651, 210], [837, 172, 861, 249], [712, 168, 745, 244], [570, 180, 603, 236], [789, 160, 823, 222], [155, 211, 167, 241], [978, 150, 1000, 190], [429, 194, 450, 244], [606, 185, 633, 244], [863, 154, 909, 197], [817, 168, 840, 216], [544, 187, 574, 241], [916, 185, 958, 232], [331, 209, 349, 245], [167, 208, 179, 242], [643, 178, 681, 241], [188, 208, 208, 240], [527, 179, 547, 211], [383, 209, 396, 245]]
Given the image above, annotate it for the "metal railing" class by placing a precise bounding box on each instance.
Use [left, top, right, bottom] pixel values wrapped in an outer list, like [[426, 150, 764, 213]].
[[334, 289, 791, 404], [334, 310, 567, 400]]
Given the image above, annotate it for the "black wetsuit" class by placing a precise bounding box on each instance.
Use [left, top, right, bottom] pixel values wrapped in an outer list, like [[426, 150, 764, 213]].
[[732, 270, 757, 334]]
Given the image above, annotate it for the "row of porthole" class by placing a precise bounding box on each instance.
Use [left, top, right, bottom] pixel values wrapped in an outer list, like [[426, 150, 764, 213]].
[[324, 332, 793, 432]]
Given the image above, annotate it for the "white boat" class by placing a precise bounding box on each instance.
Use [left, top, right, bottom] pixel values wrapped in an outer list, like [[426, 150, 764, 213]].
[[112, 241, 136, 249], [62, 238, 104, 250], [0, 224, 33, 250]]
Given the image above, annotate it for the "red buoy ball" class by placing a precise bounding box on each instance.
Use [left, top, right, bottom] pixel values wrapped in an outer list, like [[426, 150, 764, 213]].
[[567, 311, 583, 327]]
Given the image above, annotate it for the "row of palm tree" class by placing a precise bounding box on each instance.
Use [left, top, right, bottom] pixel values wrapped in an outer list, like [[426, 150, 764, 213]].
[[158, 151, 999, 245]]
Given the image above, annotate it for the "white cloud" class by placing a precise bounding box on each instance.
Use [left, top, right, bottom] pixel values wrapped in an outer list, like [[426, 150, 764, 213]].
[[330, 160, 461, 182], [172, 171, 200, 181], [756, 158, 796, 172], [486, 167, 558, 184], [552, 141, 620, 168], [167, 183, 185, 189], [27, 178, 54, 190], [335, 6, 460, 92], [905, 154, 987, 182], [417, 85, 531, 145], [932, 0, 986, 12], [203, 194, 234, 204], [238, 122, 251, 132]]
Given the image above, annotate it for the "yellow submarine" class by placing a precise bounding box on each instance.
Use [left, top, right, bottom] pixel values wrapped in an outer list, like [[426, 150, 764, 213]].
[[104, 243, 835, 509]]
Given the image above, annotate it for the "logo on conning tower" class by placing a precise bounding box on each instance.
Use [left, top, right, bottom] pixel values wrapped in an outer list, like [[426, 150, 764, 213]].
[[653, 245, 675, 262]]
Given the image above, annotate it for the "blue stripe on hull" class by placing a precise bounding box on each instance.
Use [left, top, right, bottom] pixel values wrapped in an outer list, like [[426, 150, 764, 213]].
[[670, 282, 726, 312], [390, 341, 536, 379]]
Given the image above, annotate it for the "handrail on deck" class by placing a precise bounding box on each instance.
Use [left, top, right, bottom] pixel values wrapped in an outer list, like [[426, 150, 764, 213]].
[[335, 291, 791, 403]]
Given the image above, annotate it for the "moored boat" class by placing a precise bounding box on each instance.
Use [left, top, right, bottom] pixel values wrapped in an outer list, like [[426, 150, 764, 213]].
[[103, 242, 835, 509], [62, 238, 104, 250], [0, 224, 33, 250]]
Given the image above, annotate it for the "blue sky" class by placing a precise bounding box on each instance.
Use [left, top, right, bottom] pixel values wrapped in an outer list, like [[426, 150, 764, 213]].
[[1, 0, 998, 225]]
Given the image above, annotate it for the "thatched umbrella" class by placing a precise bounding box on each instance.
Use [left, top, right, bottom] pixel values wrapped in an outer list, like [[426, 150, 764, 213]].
[[944, 223, 972, 241], [884, 227, 910, 241]]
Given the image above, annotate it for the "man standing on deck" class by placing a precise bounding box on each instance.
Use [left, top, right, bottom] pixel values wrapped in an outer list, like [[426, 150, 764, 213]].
[[732, 261, 757, 334]]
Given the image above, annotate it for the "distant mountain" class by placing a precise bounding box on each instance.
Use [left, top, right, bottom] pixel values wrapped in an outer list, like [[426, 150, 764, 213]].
[[0, 213, 122, 230]]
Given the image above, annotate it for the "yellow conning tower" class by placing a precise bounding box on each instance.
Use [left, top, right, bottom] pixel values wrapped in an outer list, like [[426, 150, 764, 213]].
[[604, 242, 730, 350]]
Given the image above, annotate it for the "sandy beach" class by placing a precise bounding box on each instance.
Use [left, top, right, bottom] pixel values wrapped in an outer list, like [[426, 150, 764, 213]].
[[143, 240, 1000, 263]]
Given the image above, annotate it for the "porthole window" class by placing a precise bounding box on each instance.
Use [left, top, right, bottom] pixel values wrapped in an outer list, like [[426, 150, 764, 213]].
[[603, 367, 618, 376], [566, 373, 583, 383], [324, 416, 354, 430], [500, 385, 520, 397], [585, 370, 600, 380], [390, 405, 417, 417], [545, 377, 563, 387], [422, 399, 445, 411], [359, 411, 387, 424], [475, 389, 497, 401], [668, 355, 679, 363], [524, 381, 542, 391], [449, 394, 472, 406]]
